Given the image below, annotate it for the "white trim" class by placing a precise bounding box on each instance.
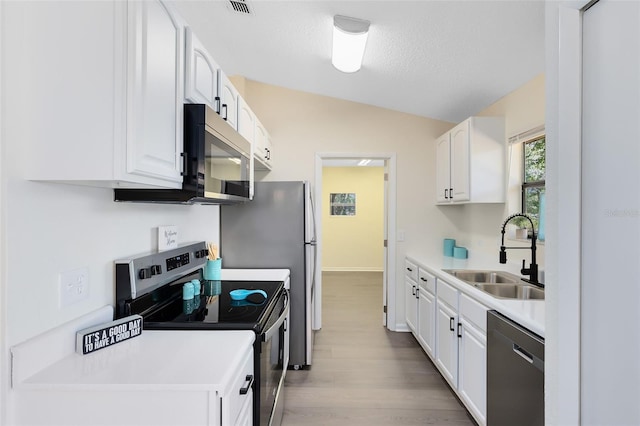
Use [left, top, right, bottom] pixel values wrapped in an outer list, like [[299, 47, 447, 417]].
[[315, 152, 397, 331], [508, 124, 545, 145], [546, 2, 588, 425], [322, 267, 384, 273], [0, 1, 6, 422]]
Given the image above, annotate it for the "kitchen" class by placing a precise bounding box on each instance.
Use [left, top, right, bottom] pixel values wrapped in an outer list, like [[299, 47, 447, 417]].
[[1, 1, 638, 426]]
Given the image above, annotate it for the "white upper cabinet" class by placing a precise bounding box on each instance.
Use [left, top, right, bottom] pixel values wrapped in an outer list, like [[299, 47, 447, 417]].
[[127, 0, 185, 185], [237, 96, 255, 145], [254, 117, 273, 171], [218, 70, 239, 130], [435, 117, 505, 204], [184, 27, 219, 109], [23, 0, 184, 188]]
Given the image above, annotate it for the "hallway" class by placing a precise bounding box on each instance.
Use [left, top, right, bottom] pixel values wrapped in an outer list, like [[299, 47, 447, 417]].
[[282, 271, 475, 425]]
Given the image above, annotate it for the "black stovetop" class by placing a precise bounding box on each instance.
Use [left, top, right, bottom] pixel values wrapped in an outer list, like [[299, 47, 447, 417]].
[[124, 275, 284, 334]]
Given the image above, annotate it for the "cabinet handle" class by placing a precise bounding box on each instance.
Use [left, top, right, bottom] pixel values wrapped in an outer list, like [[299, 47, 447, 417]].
[[222, 103, 228, 121], [444, 188, 449, 199], [407, 267, 413, 272], [180, 152, 187, 176], [267, 149, 271, 160], [449, 317, 455, 332], [457, 323, 462, 338], [215, 96, 221, 114], [420, 277, 427, 282], [239, 374, 254, 395], [415, 287, 420, 299], [450, 187, 453, 199], [411, 285, 416, 296]]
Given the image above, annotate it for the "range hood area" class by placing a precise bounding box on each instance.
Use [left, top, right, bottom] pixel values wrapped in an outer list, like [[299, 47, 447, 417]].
[[114, 104, 252, 205]]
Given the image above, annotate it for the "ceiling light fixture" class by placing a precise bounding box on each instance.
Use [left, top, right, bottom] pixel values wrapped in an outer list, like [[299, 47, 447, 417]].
[[332, 15, 370, 73]]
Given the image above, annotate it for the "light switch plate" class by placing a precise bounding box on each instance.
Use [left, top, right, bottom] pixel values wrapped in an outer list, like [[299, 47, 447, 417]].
[[158, 226, 178, 251], [59, 267, 89, 307]]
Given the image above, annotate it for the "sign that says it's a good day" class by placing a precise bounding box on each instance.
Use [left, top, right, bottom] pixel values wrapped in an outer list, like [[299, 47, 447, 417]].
[[76, 315, 143, 355]]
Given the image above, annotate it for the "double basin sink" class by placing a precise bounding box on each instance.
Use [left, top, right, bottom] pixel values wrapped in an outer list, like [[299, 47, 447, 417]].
[[442, 269, 544, 300]]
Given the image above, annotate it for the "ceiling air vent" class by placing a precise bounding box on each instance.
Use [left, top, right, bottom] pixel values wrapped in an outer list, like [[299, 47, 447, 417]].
[[228, 0, 252, 15]]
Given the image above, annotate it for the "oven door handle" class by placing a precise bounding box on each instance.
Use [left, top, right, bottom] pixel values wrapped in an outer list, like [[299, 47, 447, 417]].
[[263, 289, 290, 342]]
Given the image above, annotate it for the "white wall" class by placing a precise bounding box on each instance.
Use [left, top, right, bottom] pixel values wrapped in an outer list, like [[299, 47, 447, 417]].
[[452, 74, 546, 270], [0, 3, 220, 423], [234, 78, 456, 329]]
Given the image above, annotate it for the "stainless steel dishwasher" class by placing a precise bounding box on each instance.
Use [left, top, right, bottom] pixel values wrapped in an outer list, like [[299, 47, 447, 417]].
[[487, 310, 544, 425]]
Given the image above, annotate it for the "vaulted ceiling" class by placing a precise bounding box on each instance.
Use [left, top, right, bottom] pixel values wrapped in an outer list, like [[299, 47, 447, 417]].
[[170, 0, 545, 123]]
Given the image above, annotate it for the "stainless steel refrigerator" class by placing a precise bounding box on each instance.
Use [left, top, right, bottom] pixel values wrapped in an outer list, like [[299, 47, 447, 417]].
[[220, 181, 317, 368]]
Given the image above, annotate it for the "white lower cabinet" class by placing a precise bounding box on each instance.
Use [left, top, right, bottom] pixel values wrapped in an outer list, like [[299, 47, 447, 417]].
[[404, 260, 419, 334], [417, 269, 436, 358], [435, 283, 459, 387], [434, 278, 488, 426], [405, 257, 488, 426]]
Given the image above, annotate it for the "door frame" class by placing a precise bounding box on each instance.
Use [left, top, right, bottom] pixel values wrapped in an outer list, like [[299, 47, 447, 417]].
[[314, 153, 397, 330], [547, 1, 590, 424]]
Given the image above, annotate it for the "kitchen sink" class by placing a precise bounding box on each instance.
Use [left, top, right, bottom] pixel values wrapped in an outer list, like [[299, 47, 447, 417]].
[[443, 269, 521, 284], [472, 283, 544, 300], [442, 269, 544, 300]]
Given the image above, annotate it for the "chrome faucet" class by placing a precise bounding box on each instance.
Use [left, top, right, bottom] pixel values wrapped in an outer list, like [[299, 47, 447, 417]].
[[499, 213, 542, 287]]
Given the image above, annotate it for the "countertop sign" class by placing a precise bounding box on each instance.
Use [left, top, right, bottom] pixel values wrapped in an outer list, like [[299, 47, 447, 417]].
[[76, 315, 143, 355]]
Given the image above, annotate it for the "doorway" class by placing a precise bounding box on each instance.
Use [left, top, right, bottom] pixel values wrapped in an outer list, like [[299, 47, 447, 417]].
[[314, 153, 397, 331]]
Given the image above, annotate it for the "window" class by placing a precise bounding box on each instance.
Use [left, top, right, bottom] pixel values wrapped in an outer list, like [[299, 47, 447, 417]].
[[330, 193, 356, 216], [522, 136, 545, 239]]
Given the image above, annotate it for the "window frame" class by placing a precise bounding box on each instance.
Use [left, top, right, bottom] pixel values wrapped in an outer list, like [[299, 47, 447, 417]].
[[520, 135, 546, 239]]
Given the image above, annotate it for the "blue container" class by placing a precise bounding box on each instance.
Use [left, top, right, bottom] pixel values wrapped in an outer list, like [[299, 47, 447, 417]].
[[453, 246, 468, 259], [444, 239, 456, 257], [204, 258, 222, 280], [182, 282, 195, 300]]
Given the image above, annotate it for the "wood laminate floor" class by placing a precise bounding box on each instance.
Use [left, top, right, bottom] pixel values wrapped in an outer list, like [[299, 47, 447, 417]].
[[281, 271, 476, 425]]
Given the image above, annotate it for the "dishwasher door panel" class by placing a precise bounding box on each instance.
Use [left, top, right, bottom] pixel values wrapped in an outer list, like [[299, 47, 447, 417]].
[[487, 310, 544, 426]]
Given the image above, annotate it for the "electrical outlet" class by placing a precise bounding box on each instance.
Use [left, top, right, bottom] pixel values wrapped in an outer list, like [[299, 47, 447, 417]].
[[59, 268, 89, 307]]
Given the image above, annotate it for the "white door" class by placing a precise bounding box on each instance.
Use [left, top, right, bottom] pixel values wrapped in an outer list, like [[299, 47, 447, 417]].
[[435, 133, 451, 202], [218, 70, 239, 130], [404, 278, 417, 334], [458, 319, 487, 425], [436, 301, 458, 388], [417, 288, 435, 357], [581, 1, 640, 424], [450, 119, 470, 202], [126, 0, 183, 184], [184, 27, 219, 108]]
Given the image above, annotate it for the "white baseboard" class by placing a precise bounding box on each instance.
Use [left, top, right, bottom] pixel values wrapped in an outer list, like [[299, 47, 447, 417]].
[[394, 324, 411, 333], [322, 267, 384, 272]]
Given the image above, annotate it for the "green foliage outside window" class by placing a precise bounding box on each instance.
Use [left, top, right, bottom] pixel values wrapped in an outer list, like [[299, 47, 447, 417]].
[[522, 136, 546, 240]]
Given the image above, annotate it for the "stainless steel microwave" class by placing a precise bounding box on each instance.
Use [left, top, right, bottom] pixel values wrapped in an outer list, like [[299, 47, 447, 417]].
[[115, 104, 251, 204]]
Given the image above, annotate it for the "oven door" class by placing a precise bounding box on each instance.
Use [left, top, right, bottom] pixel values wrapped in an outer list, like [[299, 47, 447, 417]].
[[260, 289, 289, 426]]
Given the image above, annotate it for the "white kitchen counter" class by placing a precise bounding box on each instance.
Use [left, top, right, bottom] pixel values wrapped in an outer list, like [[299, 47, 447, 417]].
[[407, 254, 545, 337], [14, 330, 254, 390], [221, 268, 290, 282]]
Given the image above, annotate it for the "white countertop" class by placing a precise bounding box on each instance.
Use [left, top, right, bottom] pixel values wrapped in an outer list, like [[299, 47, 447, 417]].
[[221, 268, 290, 283], [407, 254, 545, 337], [16, 330, 254, 390]]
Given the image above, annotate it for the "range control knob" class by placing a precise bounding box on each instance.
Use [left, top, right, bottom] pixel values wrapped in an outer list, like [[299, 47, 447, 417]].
[[195, 249, 208, 259], [151, 265, 162, 275], [138, 268, 152, 279]]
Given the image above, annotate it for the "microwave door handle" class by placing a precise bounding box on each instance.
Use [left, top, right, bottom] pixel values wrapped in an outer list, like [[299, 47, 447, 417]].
[[263, 289, 290, 342]]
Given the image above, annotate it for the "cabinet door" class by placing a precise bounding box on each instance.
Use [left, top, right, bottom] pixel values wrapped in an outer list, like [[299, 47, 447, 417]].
[[237, 96, 255, 144], [405, 278, 418, 334], [436, 301, 458, 387], [435, 133, 451, 203], [127, 0, 184, 184], [185, 27, 219, 108], [417, 288, 435, 358], [450, 120, 470, 202], [219, 71, 239, 130], [254, 119, 272, 171], [458, 319, 487, 425]]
